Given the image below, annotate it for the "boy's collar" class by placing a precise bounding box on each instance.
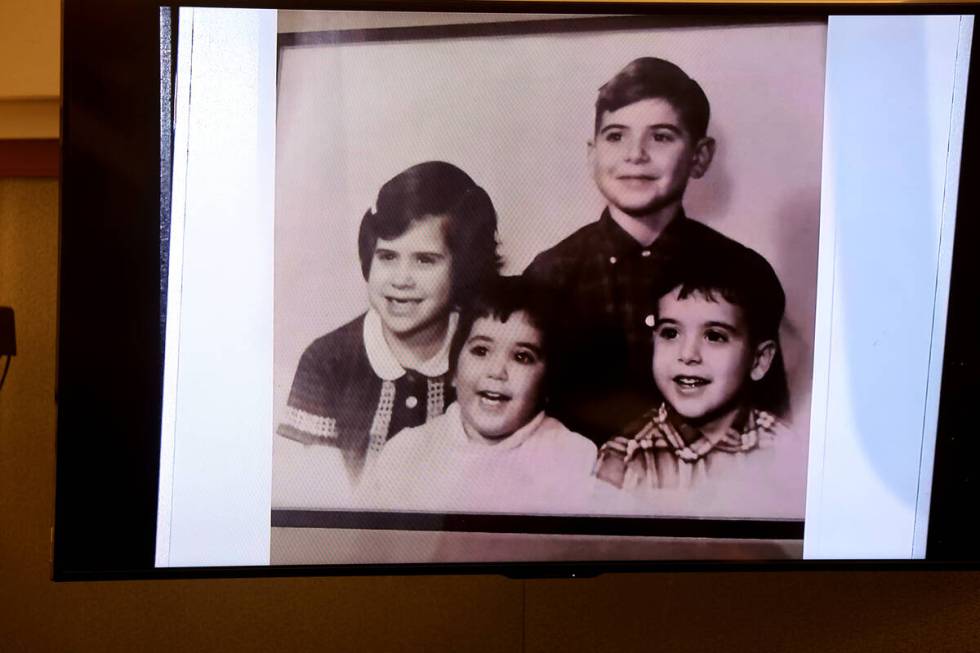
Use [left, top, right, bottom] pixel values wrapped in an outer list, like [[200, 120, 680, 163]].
[[646, 402, 760, 461], [659, 401, 752, 445], [363, 309, 458, 380], [598, 207, 689, 253]]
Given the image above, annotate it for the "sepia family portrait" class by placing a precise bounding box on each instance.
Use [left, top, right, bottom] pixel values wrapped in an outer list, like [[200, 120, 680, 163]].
[[271, 14, 826, 529]]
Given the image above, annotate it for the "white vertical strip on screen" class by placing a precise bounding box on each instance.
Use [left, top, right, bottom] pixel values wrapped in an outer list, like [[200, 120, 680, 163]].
[[159, 8, 277, 567], [804, 15, 968, 559], [911, 16, 974, 559], [155, 7, 195, 568], [801, 33, 838, 562]]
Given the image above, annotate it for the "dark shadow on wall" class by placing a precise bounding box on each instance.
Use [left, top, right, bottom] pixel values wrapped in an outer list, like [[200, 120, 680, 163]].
[[775, 185, 822, 426], [685, 121, 734, 225]]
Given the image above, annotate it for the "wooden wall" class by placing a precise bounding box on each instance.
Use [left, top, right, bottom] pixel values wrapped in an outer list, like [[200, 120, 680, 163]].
[[0, 1, 59, 140]]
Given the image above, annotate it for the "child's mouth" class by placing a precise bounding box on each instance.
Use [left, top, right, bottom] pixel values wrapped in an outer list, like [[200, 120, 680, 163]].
[[477, 390, 511, 408], [674, 375, 710, 390], [385, 297, 423, 314], [617, 174, 656, 187]]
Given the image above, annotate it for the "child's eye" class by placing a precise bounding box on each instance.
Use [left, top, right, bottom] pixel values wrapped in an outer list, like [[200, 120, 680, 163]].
[[415, 253, 441, 266], [374, 250, 396, 262], [603, 131, 624, 143], [468, 345, 489, 357], [656, 326, 679, 340], [513, 350, 539, 365], [705, 329, 729, 344], [652, 132, 675, 144]]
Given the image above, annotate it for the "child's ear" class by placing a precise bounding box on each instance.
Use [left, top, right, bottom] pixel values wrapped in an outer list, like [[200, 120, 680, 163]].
[[689, 137, 716, 179], [749, 339, 777, 382]]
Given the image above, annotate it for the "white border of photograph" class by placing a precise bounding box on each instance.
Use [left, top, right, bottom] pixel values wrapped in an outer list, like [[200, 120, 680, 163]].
[[156, 10, 973, 566]]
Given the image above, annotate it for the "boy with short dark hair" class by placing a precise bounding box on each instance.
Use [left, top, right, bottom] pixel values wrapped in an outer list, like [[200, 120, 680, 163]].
[[593, 246, 806, 519], [524, 57, 770, 444]]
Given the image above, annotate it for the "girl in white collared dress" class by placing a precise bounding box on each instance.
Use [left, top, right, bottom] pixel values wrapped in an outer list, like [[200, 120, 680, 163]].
[[276, 162, 501, 502]]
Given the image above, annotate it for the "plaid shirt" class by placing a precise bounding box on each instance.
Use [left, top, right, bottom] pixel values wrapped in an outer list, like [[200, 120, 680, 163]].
[[590, 401, 806, 519], [524, 209, 748, 444], [594, 402, 780, 491]]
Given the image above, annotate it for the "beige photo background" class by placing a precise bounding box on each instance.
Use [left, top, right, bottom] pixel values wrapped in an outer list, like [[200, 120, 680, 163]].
[[273, 16, 826, 510], [4, 4, 980, 652]]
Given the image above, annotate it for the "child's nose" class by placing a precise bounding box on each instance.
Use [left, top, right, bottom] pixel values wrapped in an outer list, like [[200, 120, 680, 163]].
[[390, 262, 415, 287], [486, 355, 509, 380], [625, 136, 649, 162], [678, 337, 702, 364]]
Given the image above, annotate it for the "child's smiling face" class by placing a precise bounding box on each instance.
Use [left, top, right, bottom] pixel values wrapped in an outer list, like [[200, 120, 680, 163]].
[[455, 311, 546, 443], [652, 287, 774, 427], [367, 216, 453, 340], [589, 97, 712, 219]]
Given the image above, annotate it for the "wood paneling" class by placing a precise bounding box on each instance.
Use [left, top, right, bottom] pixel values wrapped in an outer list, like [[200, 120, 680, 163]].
[[0, 139, 59, 178]]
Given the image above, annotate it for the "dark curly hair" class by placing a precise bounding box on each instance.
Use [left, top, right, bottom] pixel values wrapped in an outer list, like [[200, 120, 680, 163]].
[[655, 244, 790, 417], [595, 57, 711, 141], [357, 161, 502, 305], [449, 275, 556, 406]]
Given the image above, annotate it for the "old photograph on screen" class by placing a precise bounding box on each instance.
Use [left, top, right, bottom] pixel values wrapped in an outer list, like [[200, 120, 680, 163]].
[[271, 12, 826, 561]]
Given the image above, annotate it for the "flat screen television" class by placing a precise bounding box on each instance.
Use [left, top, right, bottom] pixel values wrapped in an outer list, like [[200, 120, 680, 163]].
[[55, 0, 979, 579]]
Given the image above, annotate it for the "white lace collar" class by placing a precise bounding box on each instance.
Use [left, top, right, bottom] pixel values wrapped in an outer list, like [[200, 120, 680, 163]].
[[363, 309, 458, 381]]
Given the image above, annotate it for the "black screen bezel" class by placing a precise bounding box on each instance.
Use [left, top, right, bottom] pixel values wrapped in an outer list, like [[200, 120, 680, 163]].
[[55, 0, 980, 581]]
